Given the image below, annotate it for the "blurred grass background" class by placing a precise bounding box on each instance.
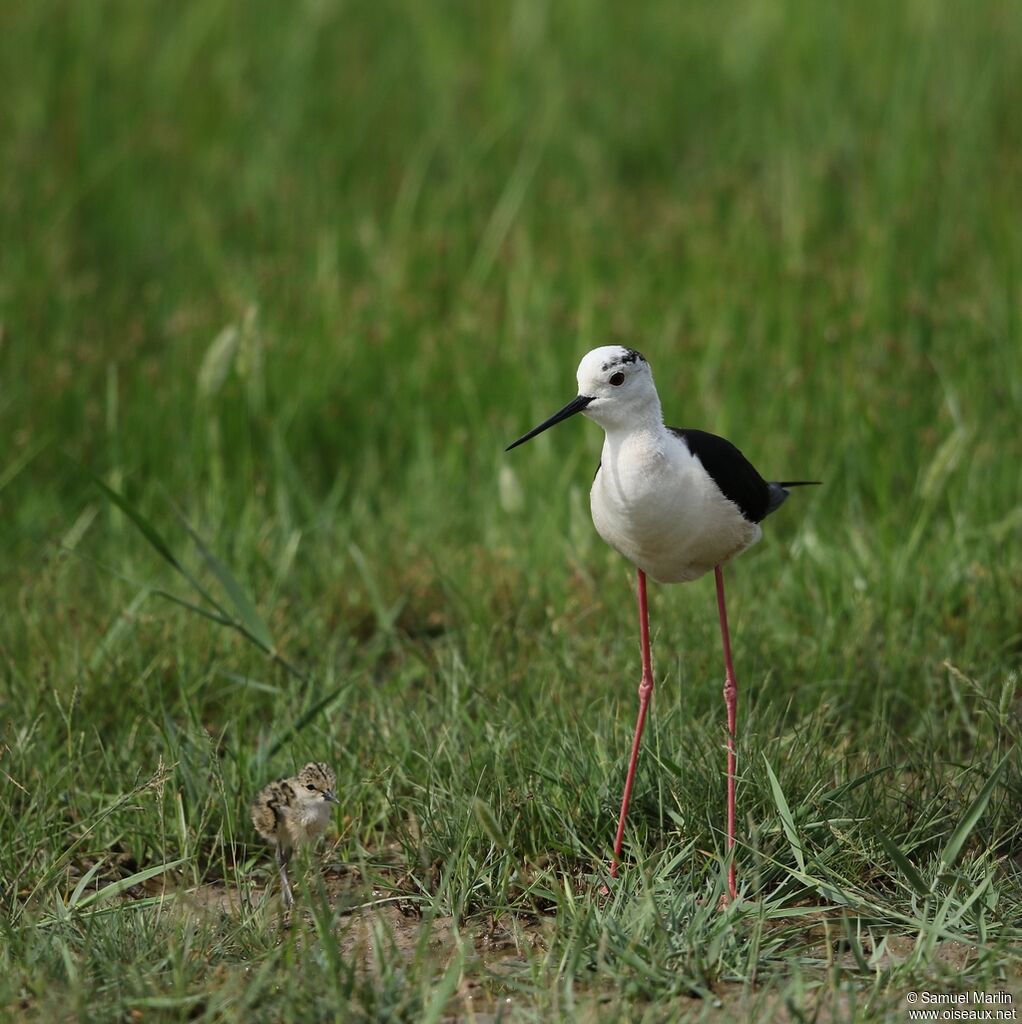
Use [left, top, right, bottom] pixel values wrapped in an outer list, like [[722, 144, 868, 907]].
[[1, 0, 1020, 1020]]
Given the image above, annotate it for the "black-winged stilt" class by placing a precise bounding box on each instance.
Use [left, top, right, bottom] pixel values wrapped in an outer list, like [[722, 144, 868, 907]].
[[506, 346, 817, 900]]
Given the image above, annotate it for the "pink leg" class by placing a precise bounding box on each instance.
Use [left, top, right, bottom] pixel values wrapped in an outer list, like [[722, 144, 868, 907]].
[[714, 565, 739, 902], [610, 568, 654, 878]]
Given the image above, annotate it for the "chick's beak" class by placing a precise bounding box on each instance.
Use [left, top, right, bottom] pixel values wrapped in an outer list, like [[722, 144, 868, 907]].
[[505, 395, 594, 452], [325, 790, 340, 804]]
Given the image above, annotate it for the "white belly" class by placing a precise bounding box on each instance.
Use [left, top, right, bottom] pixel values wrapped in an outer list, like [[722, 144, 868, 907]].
[[590, 434, 761, 583]]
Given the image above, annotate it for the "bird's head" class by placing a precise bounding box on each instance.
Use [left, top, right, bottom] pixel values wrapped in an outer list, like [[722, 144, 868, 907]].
[[575, 346, 659, 429], [294, 761, 339, 806], [506, 346, 660, 450]]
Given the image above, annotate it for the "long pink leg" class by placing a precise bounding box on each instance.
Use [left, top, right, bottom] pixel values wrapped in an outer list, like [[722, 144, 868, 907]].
[[610, 568, 654, 878], [714, 565, 739, 902]]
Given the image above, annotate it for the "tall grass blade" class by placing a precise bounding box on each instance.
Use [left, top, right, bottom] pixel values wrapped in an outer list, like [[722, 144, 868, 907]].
[[875, 829, 930, 897], [151, 589, 235, 628], [197, 323, 240, 397], [938, 751, 1010, 874], [421, 948, 464, 1024], [0, 436, 48, 495], [89, 473, 186, 574], [262, 685, 348, 761], [87, 588, 150, 671], [174, 508, 276, 653], [88, 472, 224, 614], [67, 861, 106, 909], [74, 857, 188, 910], [817, 765, 894, 804], [472, 798, 509, 850], [348, 542, 403, 633], [841, 915, 871, 973], [764, 756, 806, 873]]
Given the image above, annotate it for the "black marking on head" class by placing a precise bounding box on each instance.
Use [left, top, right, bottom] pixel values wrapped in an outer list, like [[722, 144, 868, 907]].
[[600, 348, 646, 372], [296, 761, 336, 793]]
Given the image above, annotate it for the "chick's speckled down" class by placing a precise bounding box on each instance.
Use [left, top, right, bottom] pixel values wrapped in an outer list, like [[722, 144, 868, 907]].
[[251, 762, 337, 852]]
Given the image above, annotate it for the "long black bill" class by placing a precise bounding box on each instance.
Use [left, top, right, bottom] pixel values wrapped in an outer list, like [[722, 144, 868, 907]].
[[506, 395, 594, 452]]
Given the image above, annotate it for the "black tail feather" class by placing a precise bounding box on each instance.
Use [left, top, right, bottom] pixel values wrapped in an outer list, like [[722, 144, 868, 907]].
[[764, 479, 821, 517]]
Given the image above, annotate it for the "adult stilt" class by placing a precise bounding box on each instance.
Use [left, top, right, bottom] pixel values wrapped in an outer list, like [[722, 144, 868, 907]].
[[505, 347, 818, 894]]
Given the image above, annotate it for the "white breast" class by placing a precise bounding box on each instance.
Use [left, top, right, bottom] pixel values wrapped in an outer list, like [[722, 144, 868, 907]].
[[590, 429, 761, 583], [282, 800, 332, 847]]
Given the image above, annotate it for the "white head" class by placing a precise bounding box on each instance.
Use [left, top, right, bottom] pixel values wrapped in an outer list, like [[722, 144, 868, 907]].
[[575, 346, 660, 431], [506, 346, 661, 450]]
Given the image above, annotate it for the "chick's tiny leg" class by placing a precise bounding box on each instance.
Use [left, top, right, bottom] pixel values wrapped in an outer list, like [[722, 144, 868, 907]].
[[276, 845, 294, 909]]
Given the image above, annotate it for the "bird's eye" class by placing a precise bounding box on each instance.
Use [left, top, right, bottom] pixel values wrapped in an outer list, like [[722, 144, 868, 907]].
[[306, 784, 317, 791], [609, 371, 625, 386]]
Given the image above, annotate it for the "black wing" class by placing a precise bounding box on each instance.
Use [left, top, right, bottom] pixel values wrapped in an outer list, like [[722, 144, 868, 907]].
[[669, 427, 776, 523]]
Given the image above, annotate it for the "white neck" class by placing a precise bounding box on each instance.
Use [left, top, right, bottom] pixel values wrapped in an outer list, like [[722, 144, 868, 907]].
[[587, 392, 665, 440]]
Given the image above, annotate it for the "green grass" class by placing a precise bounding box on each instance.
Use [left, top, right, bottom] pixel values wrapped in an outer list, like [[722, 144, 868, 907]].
[[2, 0, 1021, 1020]]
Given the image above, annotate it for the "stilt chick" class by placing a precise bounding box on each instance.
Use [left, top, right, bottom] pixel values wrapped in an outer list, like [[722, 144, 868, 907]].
[[251, 762, 338, 909]]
